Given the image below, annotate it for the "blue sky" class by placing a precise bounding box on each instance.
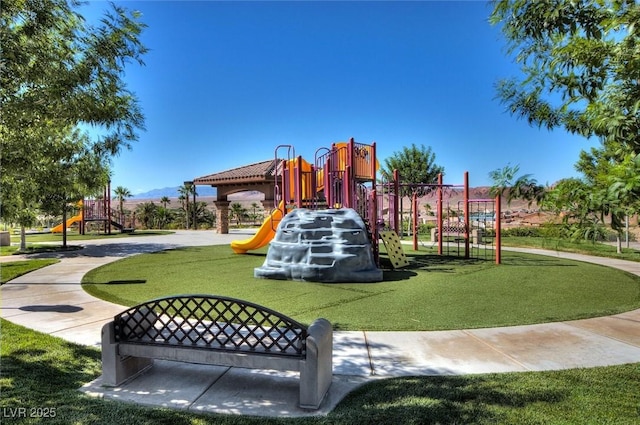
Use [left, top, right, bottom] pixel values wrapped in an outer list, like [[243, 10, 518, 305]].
[[82, 0, 597, 194]]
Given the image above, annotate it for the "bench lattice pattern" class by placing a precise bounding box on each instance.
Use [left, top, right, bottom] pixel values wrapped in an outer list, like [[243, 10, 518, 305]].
[[114, 295, 307, 357], [440, 224, 467, 233]]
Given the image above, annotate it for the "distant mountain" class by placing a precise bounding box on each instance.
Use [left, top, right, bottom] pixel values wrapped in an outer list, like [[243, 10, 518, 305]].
[[130, 186, 502, 204], [131, 186, 217, 199]]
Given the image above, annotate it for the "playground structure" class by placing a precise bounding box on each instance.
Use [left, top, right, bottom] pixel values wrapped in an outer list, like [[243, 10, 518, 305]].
[[51, 184, 133, 234], [230, 137, 501, 272], [50, 203, 84, 233], [231, 138, 379, 256], [377, 171, 502, 264]]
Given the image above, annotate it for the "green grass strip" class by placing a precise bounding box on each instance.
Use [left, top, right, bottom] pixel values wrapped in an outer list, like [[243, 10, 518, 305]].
[[1, 259, 59, 284], [1, 231, 174, 256], [333, 365, 640, 424], [1, 319, 638, 424], [503, 236, 640, 262], [82, 246, 640, 331]]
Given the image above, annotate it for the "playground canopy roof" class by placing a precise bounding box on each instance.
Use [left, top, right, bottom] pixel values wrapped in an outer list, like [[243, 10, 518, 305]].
[[193, 159, 282, 201], [193, 159, 279, 186]]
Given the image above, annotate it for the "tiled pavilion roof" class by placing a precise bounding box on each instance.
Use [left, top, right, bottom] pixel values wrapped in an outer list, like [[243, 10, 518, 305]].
[[193, 159, 280, 186]]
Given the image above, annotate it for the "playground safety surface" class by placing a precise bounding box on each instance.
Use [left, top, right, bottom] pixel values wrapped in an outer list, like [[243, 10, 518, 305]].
[[1, 230, 639, 418]]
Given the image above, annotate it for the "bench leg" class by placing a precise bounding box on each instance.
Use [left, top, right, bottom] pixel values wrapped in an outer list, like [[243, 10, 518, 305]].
[[101, 321, 153, 386], [299, 318, 333, 410]]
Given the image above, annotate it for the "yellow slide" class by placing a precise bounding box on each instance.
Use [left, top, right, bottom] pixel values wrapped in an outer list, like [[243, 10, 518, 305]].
[[231, 202, 286, 254], [51, 214, 82, 233]]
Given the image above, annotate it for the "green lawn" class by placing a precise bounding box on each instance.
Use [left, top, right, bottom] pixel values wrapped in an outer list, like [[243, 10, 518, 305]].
[[0, 259, 59, 284], [5, 240, 640, 423], [1, 319, 638, 424], [1, 230, 174, 256], [82, 245, 640, 331], [405, 233, 640, 262], [502, 236, 640, 261], [11, 230, 174, 243]]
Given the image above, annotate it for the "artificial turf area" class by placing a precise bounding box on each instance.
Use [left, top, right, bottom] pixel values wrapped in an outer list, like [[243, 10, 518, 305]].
[[82, 245, 640, 331]]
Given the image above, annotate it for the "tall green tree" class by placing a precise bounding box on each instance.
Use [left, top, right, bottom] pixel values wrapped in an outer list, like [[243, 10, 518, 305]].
[[490, 0, 640, 152], [542, 143, 638, 251], [607, 154, 640, 213], [379, 144, 444, 234], [379, 144, 444, 196], [1, 0, 147, 240], [575, 144, 639, 252], [1, 174, 38, 251], [490, 0, 640, 248], [38, 127, 110, 247], [607, 153, 640, 232], [543, 178, 610, 243], [1, 125, 110, 249]]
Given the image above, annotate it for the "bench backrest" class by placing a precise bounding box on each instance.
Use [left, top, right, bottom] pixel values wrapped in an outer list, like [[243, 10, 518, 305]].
[[113, 295, 308, 358]]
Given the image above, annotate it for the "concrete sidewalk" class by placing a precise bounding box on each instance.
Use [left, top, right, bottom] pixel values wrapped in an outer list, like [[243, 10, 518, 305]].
[[1, 231, 639, 418]]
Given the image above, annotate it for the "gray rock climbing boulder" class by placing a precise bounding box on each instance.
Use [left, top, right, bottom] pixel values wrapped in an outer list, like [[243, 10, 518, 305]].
[[254, 208, 383, 283]]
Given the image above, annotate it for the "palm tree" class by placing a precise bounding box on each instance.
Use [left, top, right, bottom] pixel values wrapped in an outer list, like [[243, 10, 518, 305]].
[[113, 186, 132, 220], [156, 206, 172, 229], [178, 183, 197, 229], [160, 196, 170, 209], [229, 202, 247, 227], [157, 197, 172, 230], [177, 184, 191, 202], [250, 202, 261, 225], [136, 201, 158, 229], [489, 164, 545, 207]]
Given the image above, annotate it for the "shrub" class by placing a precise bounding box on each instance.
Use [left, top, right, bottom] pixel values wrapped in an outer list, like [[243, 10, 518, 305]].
[[418, 223, 435, 235], [539, 223, 566, 238], [502, 227, 544, 237]]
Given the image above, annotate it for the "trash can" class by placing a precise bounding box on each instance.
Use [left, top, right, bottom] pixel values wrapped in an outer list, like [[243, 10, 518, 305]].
[[0, 231, 10, 246]]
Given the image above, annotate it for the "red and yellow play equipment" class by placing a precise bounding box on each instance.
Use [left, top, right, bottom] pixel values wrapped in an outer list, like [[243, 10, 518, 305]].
[[51, 183, 131, 234], [230, 201, 287, 254], [231, 137, 501, 267], [51, 201, 84, 233], [231, 138, 379, 255]]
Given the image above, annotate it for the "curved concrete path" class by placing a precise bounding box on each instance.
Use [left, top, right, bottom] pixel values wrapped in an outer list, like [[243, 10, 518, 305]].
[[1, 231, 639, 417]]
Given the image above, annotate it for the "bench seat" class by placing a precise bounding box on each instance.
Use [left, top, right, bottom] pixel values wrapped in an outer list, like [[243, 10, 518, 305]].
[[101, 295, 332, 409]]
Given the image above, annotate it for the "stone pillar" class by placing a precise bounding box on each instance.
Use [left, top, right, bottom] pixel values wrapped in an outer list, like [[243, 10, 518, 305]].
[[101, 322, 153, 386], [214, 201, 230, 234], [472, 229, 484, 244]]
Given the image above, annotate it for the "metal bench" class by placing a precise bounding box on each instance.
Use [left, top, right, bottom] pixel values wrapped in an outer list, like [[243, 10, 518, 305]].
[[101, 295, 333, 409], [431, 225, 484, 244], [431, 224, 467, 242]]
